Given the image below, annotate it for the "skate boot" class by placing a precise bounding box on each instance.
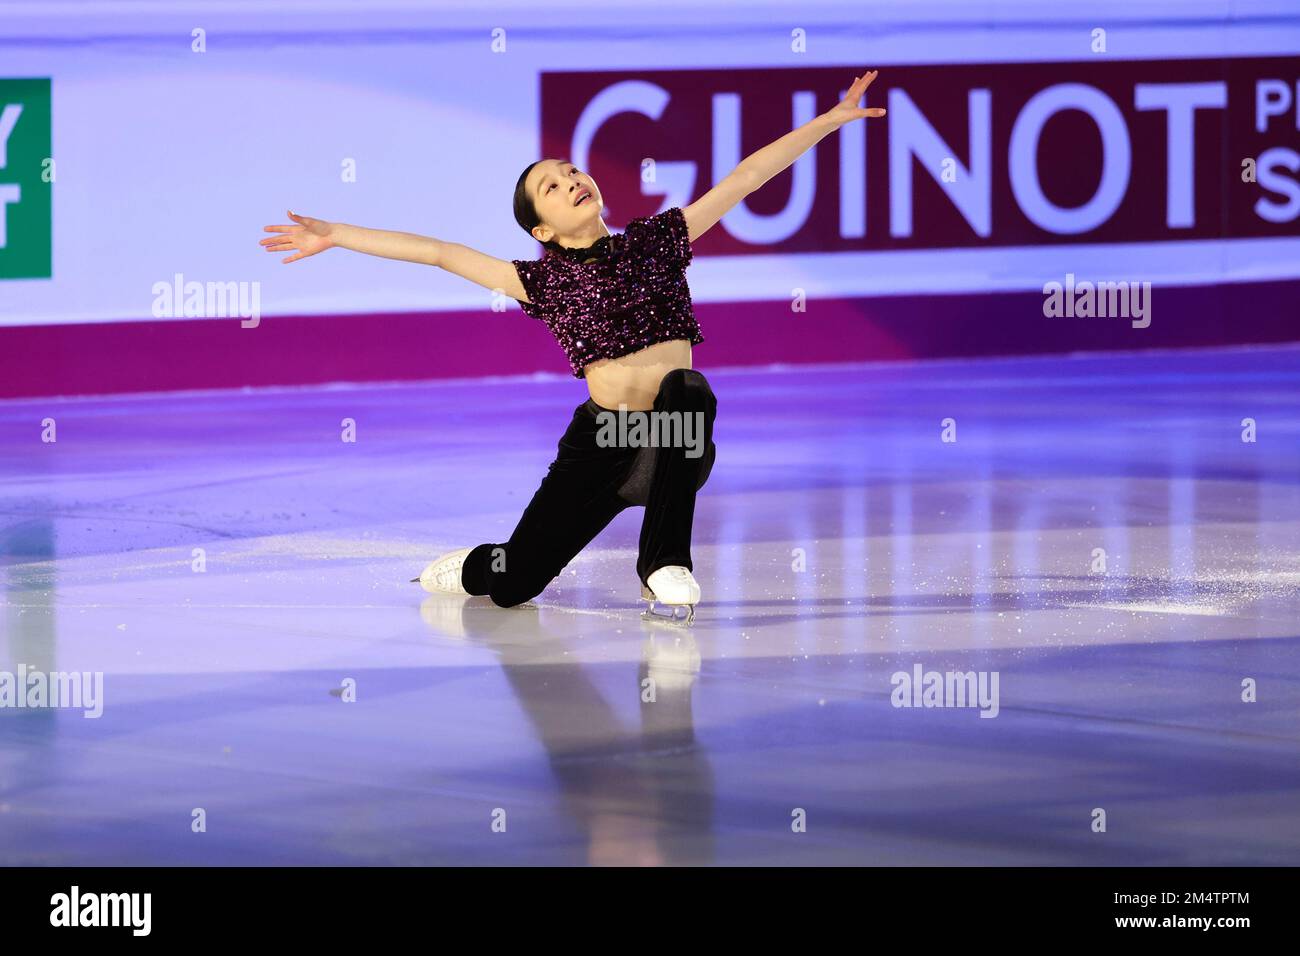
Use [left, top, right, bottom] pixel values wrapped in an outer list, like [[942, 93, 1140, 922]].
[[640, 565, 700, 625], [412, 547, 473, 594]]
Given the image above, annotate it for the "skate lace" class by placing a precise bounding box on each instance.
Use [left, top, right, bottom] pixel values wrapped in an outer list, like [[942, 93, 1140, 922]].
[[437, 553, 467, 586]]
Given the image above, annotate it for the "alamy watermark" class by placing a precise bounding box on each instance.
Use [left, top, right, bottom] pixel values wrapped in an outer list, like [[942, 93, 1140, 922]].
[[890, 663, 1000, 718], [50, 886, 150, 935], [151, 272, 262, 327], [0, 664, 103, 718], [595, 406, 706, 458], [1043, 273, 1151, 328]]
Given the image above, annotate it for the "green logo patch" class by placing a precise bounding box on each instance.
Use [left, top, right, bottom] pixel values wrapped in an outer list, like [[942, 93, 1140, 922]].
[[0, 78, 52, 279]]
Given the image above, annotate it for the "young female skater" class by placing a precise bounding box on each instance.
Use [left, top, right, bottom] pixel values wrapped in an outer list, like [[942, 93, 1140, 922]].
[[260, 70, 885, 622]]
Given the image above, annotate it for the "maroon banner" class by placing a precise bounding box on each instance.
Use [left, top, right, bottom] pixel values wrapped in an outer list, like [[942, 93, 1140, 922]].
[[3, 279, 1297, 399], [539, 56, 1300, 252]]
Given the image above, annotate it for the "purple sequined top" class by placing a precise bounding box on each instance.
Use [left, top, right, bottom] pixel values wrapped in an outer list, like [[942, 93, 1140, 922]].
[[511, 206, 704, 378]]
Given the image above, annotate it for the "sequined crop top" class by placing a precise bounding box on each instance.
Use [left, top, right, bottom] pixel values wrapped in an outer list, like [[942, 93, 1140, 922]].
[[511, 206, 704, 378]]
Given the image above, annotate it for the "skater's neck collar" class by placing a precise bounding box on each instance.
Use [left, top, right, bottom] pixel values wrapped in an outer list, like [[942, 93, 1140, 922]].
[[550, 232, 620, 265]]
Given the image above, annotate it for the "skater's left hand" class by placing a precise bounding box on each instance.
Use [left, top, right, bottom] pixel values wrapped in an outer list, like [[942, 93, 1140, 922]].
[[822, 70, 887, 128]]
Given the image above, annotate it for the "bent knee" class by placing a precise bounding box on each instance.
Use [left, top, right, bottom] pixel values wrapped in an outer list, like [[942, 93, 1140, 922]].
[[661, 367, 711, 391], [488, 574, 553, 608], [489, 589, 537, 609], [695, 440, 717, 490], [658, 368, 716, 411]]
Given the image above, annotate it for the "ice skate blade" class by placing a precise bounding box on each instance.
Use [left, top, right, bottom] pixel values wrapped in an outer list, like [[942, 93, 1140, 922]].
[[640, 599, 696, 626]]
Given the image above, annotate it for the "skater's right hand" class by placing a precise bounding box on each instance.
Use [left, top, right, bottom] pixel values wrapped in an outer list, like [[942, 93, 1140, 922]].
[[259, 210, 335, 263]]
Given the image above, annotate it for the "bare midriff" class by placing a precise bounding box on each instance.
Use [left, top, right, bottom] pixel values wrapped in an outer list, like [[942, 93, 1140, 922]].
[[583, 338, 693, 412]]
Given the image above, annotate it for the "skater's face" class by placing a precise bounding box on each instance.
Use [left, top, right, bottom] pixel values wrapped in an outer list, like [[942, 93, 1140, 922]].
[[526, 159, 604, 244]]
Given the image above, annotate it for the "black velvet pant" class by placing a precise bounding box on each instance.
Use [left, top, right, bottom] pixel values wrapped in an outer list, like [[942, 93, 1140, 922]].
[[460, 368, 717, 608]]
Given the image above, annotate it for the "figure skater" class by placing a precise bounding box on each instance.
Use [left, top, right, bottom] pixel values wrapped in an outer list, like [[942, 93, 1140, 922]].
[[259, 70, 885, 622]]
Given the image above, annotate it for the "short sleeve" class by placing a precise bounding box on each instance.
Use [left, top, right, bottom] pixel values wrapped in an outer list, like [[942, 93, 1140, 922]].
[[621, 206, 693, 270], [511, 257, 554, 319]]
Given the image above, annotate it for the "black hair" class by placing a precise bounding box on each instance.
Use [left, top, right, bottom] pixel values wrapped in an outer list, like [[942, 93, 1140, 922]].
[[513, 160, 567, 256]]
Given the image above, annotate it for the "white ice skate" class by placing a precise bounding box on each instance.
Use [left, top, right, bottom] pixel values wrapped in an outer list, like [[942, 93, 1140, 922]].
[[640, 565, 700, 625], [412, 547, 472, 594]]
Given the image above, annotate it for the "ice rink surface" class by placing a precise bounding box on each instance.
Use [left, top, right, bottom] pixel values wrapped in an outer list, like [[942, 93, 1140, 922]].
[[2, 345, 1298, 865]]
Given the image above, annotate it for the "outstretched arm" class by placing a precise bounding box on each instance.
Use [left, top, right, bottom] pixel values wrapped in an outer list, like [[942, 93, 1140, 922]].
[[681, 70, 886, 243], [259, 211, 531, 302]]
